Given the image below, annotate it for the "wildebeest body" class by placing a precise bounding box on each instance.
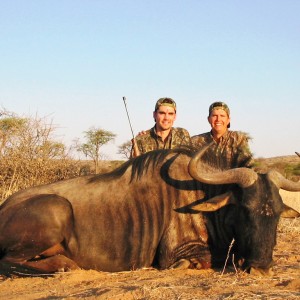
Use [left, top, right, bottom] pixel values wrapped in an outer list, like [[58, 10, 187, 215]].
[[0, 151, 209, 272], [0, 146, 299, 275]]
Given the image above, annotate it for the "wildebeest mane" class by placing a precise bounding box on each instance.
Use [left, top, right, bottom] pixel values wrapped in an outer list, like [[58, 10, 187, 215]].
[[89, 146, 196, 183]]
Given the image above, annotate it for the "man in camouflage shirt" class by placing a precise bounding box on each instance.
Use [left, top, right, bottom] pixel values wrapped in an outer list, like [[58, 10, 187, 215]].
[[131, 97, 191, 158], [192, 101, 254, 169]]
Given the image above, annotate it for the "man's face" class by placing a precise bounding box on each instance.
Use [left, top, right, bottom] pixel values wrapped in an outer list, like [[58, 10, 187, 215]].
[[153, 105, 176, 131], [208, 108, 230, 136]]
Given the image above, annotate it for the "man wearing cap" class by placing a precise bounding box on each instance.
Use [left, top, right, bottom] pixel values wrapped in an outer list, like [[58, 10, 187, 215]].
[[131, 97, 191, 158], [192, 101, 254, 169]]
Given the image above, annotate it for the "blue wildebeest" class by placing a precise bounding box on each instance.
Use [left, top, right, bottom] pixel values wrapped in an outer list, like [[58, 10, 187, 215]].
[[0, 145, 299, 276]]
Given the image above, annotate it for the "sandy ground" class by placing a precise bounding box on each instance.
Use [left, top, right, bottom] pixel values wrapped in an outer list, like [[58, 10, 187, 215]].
[[0, 192, 299, 300]]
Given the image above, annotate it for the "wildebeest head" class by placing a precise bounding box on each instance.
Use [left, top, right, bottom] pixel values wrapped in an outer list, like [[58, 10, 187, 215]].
[[188, 144, 300, 276]]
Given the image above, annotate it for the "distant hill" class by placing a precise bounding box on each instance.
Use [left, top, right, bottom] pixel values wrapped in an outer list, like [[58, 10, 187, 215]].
[[255, 155, 300, 166], [254, 155, 300, 181]]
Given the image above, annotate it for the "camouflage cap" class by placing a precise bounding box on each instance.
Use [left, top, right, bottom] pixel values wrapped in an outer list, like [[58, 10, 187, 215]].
[[155, 97, 176, 112], [209, 101, 230, 117]]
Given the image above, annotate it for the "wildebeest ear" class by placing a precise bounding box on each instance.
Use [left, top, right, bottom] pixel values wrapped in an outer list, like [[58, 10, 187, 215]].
[[192, 191, 236, 212], [280, 204, 300, 218]]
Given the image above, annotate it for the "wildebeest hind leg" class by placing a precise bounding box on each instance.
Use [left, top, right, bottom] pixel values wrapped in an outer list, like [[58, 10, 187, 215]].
[[24, 255, 80, 273], [0, 255, 79, 277], [0, 194, 78, 275]]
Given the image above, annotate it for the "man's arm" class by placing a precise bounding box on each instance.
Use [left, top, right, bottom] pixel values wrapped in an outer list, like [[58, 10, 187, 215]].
[[236, 134, 254, 168], [130, 138, 141, 158]]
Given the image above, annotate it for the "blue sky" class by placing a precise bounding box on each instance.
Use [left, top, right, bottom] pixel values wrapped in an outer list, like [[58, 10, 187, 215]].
[[1, 0, 299, 160]]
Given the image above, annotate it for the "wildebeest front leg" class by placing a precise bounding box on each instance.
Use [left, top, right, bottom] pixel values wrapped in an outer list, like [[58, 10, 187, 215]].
[[0, 254, 79, 276], [170, 257, 211, 270], [21, 255, 80, 273], [169, 259, 191, 269], [0, 194, 78, 275]]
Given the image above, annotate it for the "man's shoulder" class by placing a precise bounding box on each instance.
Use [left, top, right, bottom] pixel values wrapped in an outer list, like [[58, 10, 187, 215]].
[[191, 132, 212, 147], [135, 129, 152, 142], [173, 127, 190, 136], [191, 132, 211, 141], [227, 130, 251, 142]]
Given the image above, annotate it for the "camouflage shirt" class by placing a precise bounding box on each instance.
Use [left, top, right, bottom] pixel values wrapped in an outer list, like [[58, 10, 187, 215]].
[[132, 126, 192, 156], [191, 130, 254, 169]]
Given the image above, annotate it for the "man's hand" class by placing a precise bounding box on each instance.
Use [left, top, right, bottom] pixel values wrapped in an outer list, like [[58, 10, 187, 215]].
[[137, 130, 147, 136], [131, 138, 141, 158]]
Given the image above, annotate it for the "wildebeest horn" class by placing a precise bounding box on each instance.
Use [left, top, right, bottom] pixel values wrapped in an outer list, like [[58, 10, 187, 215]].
[[295, 151, 300, 158], [268, 170, 300, 191], [188, 143, 258, 188]]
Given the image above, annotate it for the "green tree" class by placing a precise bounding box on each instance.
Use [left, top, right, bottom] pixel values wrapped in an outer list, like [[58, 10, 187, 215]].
[[118, 140, 132, 159], [76, 127, 116, 173]]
